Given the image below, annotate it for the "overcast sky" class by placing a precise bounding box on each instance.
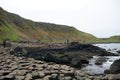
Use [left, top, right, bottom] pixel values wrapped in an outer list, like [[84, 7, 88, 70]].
[[0, 0, 120, 38]]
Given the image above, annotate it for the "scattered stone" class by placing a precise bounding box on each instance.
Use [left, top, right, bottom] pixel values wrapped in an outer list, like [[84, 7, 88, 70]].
[[4, 74, 15, 80], [42, 75, 51, 80], [11, 65, 18, 70], [38, 71, 45, 78], [28, 66, 34, 70], [85, 78, 91, 80], [64, 76, 72, 80], [0, 76, 5, 80], [18, 70, 28, 76], [31, 71, 39, 77], [114, 74, 120, 79], [0, 70, 10, 76], [51, 74, 57, 78], [35, 61, 44, 64], [42, 64, 48, 69], [60, 74, 64, 77], [75, 76, 82, 80], [16, 76, 25, 80], [94, 76, 102, 80], [25, 73, 32, 80], [107, 74, 114, 80]]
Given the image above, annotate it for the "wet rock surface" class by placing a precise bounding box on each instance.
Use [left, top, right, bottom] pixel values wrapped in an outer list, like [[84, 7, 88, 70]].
[[71, 56, 89, 68], [117, 50, 120, 54], [108, 59, 120, 74], [10, 43, 117, 69], [0, 46, 119, 80], [0, 42, 119, 80], [95, 56, 108, 65]]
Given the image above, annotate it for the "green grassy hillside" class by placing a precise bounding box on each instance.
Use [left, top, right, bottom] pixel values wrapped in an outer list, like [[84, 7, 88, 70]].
[[96, 36, 120, 43], [1, 7, 120, 43], [0, 7, 97, 42]]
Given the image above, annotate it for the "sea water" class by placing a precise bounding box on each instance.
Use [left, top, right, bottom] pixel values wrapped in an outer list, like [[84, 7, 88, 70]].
[[81, 43, 120, 74]]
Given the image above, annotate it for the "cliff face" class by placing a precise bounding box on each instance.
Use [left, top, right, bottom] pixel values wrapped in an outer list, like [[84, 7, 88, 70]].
[[0, 7, 96, 42]]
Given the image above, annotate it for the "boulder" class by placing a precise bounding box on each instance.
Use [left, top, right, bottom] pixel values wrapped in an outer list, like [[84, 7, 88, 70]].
[[95, 57, 108, 65], [104, 69, 110, 74], [10, 47, 27, 56], [117, 50, 120, 54], [109, 59, 120, 74]]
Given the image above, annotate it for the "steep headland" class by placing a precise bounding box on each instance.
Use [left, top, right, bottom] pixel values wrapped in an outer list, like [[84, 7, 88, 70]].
[[0, 7, 120, 43], [0, 7, 96, 43]]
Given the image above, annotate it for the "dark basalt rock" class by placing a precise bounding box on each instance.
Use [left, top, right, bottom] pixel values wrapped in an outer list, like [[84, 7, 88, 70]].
[[67, 43, 117, 56], [10, 47, 27, 56], [11, 43, 117, 69], [95, 57, 108, 65], [104, 69, 110, 74], [117, 50, 120, 54], [71, 56, 89, 68], [109, 59, 120, 74]]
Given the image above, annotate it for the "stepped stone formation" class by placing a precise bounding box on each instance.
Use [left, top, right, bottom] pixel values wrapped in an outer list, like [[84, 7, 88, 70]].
[[1, 46, 120, 80]]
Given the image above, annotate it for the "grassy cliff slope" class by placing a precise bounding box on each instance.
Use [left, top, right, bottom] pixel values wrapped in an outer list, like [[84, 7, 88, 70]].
[[0, 7, 97, 42]]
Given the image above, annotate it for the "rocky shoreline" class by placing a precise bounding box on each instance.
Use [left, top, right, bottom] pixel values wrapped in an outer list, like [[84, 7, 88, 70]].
[[0, 42, 120, 80], [0, 43, 120, 80]]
